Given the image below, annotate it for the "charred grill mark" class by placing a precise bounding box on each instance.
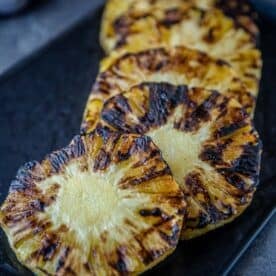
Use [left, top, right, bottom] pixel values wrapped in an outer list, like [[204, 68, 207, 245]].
[[9, 179, 27, 192], [203, 27, 217, 44], [100, 231, 108, 243], [195, 205, 226, 228], [216, 59, 231, 67], [33, 221, 52, 235], [131, 149, 160, 168], [80, 122, 90, 136], [139, 207, 171, 222], [215, 121, 248, 138], [200, 145, 224, 166], [102, 97, 136, 133], [135, 48, 170, 71], [124, 218, 136, 229], [43, 184, 59, 206], [141, 83, 187, 129], [244, 72, 258, 80], [114, 137, 141, 163], [236, 142, 261, 178], [95, 125, 119, 144], [70, 135, 86, 158], [114, 94, 132, 113], [64, 267, 77, 276], [160, 8, 183, 27], [37, 268, 52, 276], [115, 36, 127, 49], [3, 210, 36, 225], [30, 199, 45, 212], [113, 15, 131, 35], [219, 142, 261, 188], [215, 0, 259, 42], [93, 149, 111, 171], [205, 205, 223, 224], [158, 223, 180, 247], [148, 249, 164, 263], [93, 71, 117, 96], [10, 161, 40, 192], [136, 220, 177, 264], [160, 194, 185, 210], [132, 135, 152, 153], [113, 14, 145, 49], [48, 150, 70, 173], [200, 140, 232, 166], [119, 166, 170, 188], [17, 161, 38, 178], [12, 220, 34, 236], [196, 212, 210, 228], [218, 168, 248, 191], [233, 92, 255, 112], [56, 247, 70, 273], [112, 247, 128, 274], [180, 91, 220, 132], [216, 0, 258, 20], [84, 262, 91, 272], [184, 172, 234, 227], [135, 238, 155, 266], [116, 150, 131, 162], [140, 208, 162, 217], [9, 179, 33, 194], [114, 11, 153, 35], [31, 234, 60, 261], [187, 207, 228, 229], [214, 108, 249, 138], [185, 172, 203, 194], [185, 172, 209, 199]]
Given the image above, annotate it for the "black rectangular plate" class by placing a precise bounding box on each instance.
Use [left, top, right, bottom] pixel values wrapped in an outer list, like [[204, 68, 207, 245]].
[[0, 5, 275, 276]]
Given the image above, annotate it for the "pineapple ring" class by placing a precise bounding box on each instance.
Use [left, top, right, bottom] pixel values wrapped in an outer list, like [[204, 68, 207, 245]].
[[98, 82, 262, 239], [100, 0, 261, 97], [101, 0, 259, 54], [82, 46, 254, 134], [0, 129, 185, 275]]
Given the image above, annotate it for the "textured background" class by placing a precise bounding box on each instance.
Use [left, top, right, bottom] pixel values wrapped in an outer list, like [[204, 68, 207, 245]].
[[0, 0, 102, 77], [0, 3, 275, 276]]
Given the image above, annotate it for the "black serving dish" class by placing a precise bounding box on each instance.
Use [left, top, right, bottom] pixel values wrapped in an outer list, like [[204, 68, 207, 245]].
[[0, 5, 275, 276]]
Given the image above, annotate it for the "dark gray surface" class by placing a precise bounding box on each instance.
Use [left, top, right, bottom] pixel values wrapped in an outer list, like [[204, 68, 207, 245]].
[[0, 0, 103, 77], [0, 6, 275, 276], [250, 0, 276, 21], [231, 216, 276, 276]]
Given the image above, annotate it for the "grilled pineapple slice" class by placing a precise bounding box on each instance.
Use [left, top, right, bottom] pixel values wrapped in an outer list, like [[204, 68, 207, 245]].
[[101, 0, 259, 54], [100, 0, 259, 53], [98, 82, 262, 239], [100, 0, 261, 96], [0, 129, 185, 275], [82, 46, 254, 134]]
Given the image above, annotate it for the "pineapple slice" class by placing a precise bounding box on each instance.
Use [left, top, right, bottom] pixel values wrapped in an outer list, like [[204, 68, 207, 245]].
[[82, 46, 254, 134], [98, 82, 262, 239], [0, 129, 185, 275], [101, 0, 258, 54], [100, 0, 261, 96]]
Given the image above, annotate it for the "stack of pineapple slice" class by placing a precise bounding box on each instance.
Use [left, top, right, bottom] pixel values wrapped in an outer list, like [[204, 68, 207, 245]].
[[0, 0, 262, 275]]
